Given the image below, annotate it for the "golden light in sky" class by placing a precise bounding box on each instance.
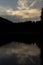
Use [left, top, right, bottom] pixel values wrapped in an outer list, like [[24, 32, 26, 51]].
[[0, 0, 41, 22]]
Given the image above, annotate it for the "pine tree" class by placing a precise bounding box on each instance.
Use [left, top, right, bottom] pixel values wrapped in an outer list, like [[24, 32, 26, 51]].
[[41, 8, 43, 21]]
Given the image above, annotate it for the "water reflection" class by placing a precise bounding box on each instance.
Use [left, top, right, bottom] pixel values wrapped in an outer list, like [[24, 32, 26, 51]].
[[0, 42, 40, 65]]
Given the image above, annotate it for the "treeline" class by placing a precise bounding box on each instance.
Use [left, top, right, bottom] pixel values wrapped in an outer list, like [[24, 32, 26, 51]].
[[0, 8, 43, 65], [0, 8, 43, 48], [0, 17, 43, 48]]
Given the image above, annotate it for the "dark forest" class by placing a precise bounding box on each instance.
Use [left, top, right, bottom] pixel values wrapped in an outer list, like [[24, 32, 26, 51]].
[[0, 8, 43, 65]]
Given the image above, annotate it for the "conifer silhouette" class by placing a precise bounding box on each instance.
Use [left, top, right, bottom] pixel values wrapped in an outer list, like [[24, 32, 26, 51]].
[[41, 8, 43, 21], [0, 8, 43, 65]]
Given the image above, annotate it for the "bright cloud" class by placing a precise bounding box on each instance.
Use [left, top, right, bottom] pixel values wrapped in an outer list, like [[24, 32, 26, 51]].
[[0, 6, 41, 22], [17, 0, 29, 10], [6, 9, 41, 19], [17, 0, 39, 10], [0, 0, 42, 22]]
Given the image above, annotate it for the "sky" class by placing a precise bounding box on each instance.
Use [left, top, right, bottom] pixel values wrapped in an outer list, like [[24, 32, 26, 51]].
[[0, 0, 43, 22]]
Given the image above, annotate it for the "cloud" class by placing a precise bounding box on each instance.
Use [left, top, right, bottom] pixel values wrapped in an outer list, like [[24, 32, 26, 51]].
[[17, 0, 29, 10], [29, 0, 37, 8], [17, 0, 43, 10], [6, 9, 41, 17], [28, 0, 43, 9], [0, 6, 13, 15], [17, 0, 42, 10], [2, 8, 41, 22], [0, 7, 6, 15], [6, 9, 15, 15], [0, 6, 41, 22]]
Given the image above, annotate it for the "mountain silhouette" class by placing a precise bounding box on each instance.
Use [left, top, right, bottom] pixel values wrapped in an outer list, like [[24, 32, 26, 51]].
[[0, 8, 43, 65], [0, 17, 42, 47], [0, 8, 43, 47], [0, 17, 13, 24]]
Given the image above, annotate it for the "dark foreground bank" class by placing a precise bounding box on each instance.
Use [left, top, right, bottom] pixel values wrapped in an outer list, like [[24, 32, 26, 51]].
[[0, 54, 40, 65]]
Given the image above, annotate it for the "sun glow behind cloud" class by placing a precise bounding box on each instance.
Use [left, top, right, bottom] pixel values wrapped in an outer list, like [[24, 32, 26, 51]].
[[0, 7, 41, 22], [0, 0, 42, 22], [6, 9, 41, 20]]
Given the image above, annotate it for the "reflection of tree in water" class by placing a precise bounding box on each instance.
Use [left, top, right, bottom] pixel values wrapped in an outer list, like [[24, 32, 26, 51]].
[[0, 7, 43, 65], [0, 42, 40, 65]]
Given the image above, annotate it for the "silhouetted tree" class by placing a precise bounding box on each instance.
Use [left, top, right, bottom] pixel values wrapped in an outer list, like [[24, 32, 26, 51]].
[[0, 8, 43, 65], [41, 8, 43, 21]]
